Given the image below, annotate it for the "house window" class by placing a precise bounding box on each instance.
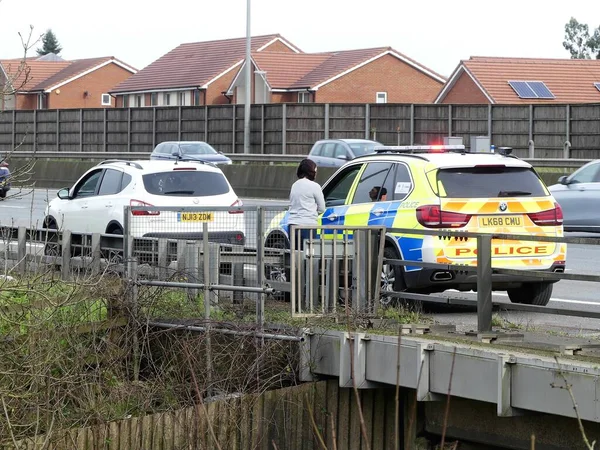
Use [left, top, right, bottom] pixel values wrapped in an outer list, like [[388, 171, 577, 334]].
[[135, 95, 142, 107], [178, 92, 186, 106], [122, 95, 129, 107], [101, 94, 111, 106], [164, 93, 171, 106], [376, 92, 387, 104], [150, 93, 158, 106], [298, 92, 311, 103], [194, 90, 201, 106]]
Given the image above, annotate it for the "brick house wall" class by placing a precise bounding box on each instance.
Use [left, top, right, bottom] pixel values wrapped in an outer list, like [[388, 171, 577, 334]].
[[315, 54, 443, 104], [438, 70, 489, 104], [46, 63, 133, 109], [206, 70, 237, 105], [16, 94, 37, 110]]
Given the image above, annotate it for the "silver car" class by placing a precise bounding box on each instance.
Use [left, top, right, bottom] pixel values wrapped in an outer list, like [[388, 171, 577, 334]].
[[548, 160, 600, 232], [307, 139, 382, 168]]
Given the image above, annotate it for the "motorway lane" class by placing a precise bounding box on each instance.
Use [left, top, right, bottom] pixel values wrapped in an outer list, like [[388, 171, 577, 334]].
[[2, 190, 600, 332]]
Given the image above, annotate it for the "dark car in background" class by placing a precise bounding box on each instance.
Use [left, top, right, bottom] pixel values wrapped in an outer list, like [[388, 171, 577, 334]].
[[548, 160, 600, 232], [150, 141, 232, 166], [307, 139, 382, 168]]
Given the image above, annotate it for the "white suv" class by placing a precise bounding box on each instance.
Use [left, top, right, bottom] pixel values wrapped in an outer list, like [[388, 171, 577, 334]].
[[43, 159, 245, 244]]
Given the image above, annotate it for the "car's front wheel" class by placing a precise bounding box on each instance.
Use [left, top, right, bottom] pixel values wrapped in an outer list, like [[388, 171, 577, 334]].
[[507, 282, 553, 306]]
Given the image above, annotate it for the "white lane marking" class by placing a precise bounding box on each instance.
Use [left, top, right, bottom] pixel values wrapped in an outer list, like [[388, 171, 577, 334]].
[[0, 205, 26, 209], [495, 292, 599, 306]]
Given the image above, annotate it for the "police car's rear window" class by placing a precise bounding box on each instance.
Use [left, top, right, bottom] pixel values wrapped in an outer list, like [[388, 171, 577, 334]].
[[435, 167, 547, 198], [143, 171, 230, 196]]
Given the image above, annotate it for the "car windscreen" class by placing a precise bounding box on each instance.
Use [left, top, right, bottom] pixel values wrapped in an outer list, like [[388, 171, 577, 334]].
[[348, 143, 379, 156], [178, 143, 217, 155], [143, 171, 230, 196], [435, 166, 547, 198]]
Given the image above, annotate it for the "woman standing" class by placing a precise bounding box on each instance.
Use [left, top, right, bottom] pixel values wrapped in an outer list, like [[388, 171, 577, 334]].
[[288, 159, 325, 250]]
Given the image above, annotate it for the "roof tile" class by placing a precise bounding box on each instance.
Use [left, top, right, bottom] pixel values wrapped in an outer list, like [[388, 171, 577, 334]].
[[461, 57, 600, 103], [110, 34, 296, 93]]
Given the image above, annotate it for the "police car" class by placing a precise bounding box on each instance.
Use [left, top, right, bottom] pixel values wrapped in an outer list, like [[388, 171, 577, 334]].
[[264, 144, 566, 306]]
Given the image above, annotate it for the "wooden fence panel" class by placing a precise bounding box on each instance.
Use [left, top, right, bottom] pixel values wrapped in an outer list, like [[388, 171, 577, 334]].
[[3, 103, 600, 157]]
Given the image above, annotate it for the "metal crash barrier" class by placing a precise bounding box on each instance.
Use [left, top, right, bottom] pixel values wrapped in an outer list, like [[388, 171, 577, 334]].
[[288, 225, 385, 317]]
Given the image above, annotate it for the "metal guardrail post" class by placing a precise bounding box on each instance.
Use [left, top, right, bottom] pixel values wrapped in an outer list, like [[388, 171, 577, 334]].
[[477, 234, 493, 333], [256, 207, 265, 326], [91, 233, 101, 275], [203, 222, 210, 315]]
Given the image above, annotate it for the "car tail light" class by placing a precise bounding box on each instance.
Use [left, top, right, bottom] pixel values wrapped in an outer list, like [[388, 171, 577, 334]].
[[416, 205, 471, 228], [130, 199, 160, 216], [528, 202, 563, 226], [229, 198, 244, 214]]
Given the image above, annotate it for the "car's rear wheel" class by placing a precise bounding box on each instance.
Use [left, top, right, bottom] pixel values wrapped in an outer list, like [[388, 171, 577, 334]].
[[507, 282, 552, 306], [104, 224, 124, 264], [380, 246, 406, 306], [0, 189, 6, 199], [42, 218, 59, 258]]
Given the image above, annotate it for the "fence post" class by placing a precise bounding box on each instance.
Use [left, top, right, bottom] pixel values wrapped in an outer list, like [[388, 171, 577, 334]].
[[232, 104, 236, 153], [152, 107, 156, 149], [33, 109, 37, 153], [409, 104, 415, 145], [61, 230, 71, 281], [186, 241, 199, 300], [79, 109, 83, 152], [261, 104, 265, 153], [488, 104, 493, 141], [566, 104, 571, 150], [103, 108, 108, 152], [256, 206, 265, 326], [157, 238, 168, 280], [477, 234, 493, 333], [11, 110, 15, 150], [178, 105, 182, 141], [529, 104, 533, 146], [127, 107, 131, 151], [282, 104, 287, 154], [56, 109, 60, 152], [364, 104, 370, 140], [17, 226, 26, 275], [204, 105, 209, 142], [448, 104, 452, 137], [324, 104, 330, 139], [91, 233, 101, 276]]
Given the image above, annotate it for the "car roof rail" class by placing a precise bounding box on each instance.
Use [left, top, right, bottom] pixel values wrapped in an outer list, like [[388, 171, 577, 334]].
[[98, 160, 144, 170], [373, 145, 467, 154]]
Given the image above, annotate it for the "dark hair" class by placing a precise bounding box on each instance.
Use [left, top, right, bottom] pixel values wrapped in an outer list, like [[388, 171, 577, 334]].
[[297, 158, 317, 181]]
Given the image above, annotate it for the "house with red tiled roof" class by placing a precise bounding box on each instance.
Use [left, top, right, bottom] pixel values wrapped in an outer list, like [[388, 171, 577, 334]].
[[227, 47, 445, 104], [435, 56, 600, 104], [110, 34, 445, 107], [0, 54, 137, 110], [110, 34, 301, 107]]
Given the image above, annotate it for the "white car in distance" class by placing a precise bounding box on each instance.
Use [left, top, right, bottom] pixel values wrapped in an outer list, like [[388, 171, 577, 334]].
[[43, 159, 245, 243]]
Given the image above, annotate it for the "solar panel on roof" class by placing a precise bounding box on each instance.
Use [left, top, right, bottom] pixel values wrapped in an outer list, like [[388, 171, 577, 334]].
[[508, 81, 536, 98], [595, 82, 600, 92], [508, 80, 555, 99], [527, 81, 554, 99]]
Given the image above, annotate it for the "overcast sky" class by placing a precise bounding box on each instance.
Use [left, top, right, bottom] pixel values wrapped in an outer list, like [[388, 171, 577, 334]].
[[1, 0, 599, 77]]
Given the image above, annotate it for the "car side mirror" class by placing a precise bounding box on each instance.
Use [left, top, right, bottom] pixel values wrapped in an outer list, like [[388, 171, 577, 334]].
[[57, 187, 71, 200], [558, 175, 569, 185]]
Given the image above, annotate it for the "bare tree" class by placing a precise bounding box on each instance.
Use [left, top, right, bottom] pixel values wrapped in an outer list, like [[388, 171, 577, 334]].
[[0, 4, 43, 201]]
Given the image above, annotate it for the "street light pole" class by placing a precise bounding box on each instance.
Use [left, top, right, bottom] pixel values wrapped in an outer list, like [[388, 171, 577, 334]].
[[243, 0, 251, 154]]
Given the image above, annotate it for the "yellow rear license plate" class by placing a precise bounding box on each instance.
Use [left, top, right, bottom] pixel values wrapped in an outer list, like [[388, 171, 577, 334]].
[[178, 212, 214, 222], [478, 215, 522, 227]]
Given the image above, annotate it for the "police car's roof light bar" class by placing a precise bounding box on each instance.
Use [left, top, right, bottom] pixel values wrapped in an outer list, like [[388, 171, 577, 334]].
[[373, 144, 467, 154]]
